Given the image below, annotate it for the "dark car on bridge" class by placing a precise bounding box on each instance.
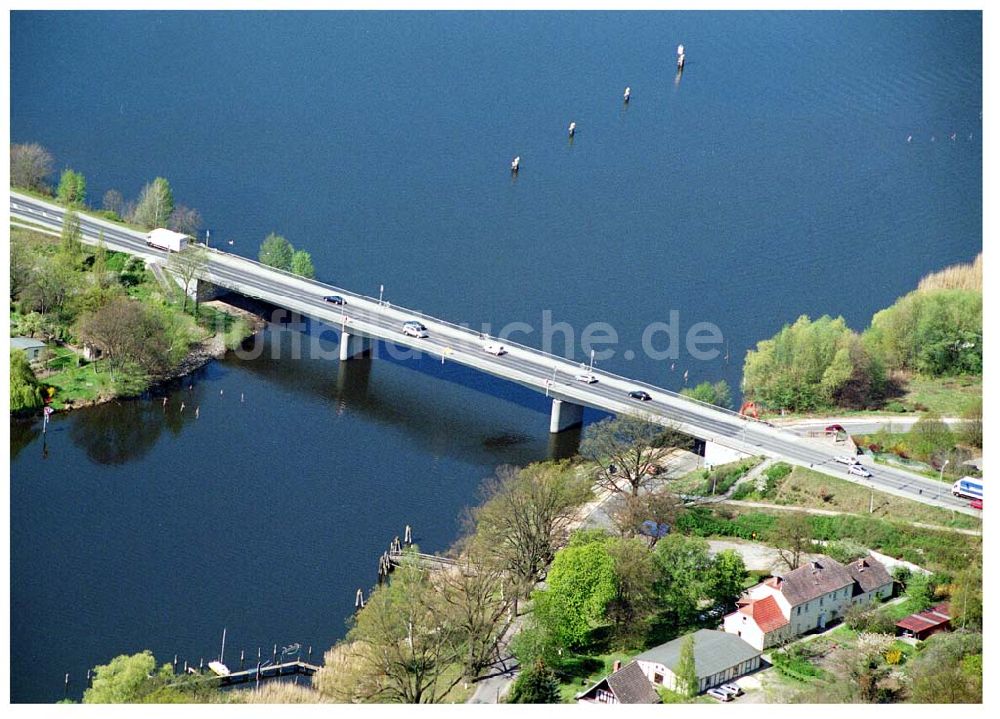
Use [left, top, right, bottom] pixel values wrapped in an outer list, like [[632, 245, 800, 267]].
[[628, 390, 652, 402], [323, 295, 345, 305]]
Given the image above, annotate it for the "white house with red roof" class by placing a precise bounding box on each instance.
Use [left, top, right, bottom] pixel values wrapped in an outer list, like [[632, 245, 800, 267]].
[[723, 554, 893, 650]]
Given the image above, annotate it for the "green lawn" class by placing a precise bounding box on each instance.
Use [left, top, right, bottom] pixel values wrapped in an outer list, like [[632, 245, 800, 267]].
[[752, 465, 979, 530], [40, 348, 119, 408], [898, 375, 981, 416]]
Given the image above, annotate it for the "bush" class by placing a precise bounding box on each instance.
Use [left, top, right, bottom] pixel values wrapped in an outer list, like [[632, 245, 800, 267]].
[[825, 539, 869, 564]]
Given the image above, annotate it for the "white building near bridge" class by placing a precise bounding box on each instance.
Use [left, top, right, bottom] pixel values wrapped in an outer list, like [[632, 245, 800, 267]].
[[723, 554, 893, 650]]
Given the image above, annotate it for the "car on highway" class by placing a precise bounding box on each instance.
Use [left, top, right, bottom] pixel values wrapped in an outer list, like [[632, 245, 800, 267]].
[[970, 498, 983, 510], [848, 464, 872, 478], [719, 683, 743, 698], [575, 372, 598, 384], [402, 321, 429, 338], [323, 295, 345, 305], [628, 390, 652, 402], [483, 340, 507, 356], [834, 455, 859, 465], [706, 687, 733, 702]]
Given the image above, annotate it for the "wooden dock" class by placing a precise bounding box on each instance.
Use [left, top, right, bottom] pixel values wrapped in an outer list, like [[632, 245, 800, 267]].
[[186, 659, 321, 688]]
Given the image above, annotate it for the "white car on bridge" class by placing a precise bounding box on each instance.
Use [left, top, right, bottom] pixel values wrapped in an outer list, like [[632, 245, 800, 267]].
[[402, 321, 428, 338], [575, 372, 598, 384], [483, 340, 506, 356]]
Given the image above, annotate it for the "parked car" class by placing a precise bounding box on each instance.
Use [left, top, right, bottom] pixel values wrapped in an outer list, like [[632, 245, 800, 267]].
[[323, 295, 345, 305], [575, 372, 598, 384], [848, 464, 872, 478], [483, 341, 506, 356], [834, 455, 859, 465], [719, 683, 743, 698], [706, 687, 733, 702], [402, 321, 429, 338], [628, 390, 652, 402], [970, 498, 983, 510]]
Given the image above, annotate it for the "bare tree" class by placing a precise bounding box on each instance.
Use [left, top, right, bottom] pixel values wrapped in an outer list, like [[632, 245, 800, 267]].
[[773, 512, 813, 571], [580, 415, 690, 496], [609, 488, 683, 548], [75, 297, 171, 379], [470, 462, 591, 596], [102, 189, 125, 218], [10, 142, 53, 191], [437, 548, 517, 679], [168, 204, 203, 237], [167, 244, 209, 314]]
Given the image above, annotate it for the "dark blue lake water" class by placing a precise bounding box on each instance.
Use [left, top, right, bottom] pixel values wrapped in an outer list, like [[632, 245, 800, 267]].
[[10, 11, 981, 702]]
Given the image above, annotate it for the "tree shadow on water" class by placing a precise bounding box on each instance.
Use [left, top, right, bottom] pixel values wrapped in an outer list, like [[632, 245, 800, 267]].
[[69, 399, 167, 465]]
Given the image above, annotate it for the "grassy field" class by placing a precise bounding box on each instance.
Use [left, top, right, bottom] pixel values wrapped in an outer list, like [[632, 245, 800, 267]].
[[897, 374, 981, 416], [36, 346, 119, 409], [761, 465, 979, 530]]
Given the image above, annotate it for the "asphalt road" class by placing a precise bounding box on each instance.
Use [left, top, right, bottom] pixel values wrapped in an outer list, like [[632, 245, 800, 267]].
[[10, 191, 977, 516]]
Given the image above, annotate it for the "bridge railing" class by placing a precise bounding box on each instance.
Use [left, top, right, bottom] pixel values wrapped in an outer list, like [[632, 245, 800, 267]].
[[199, 243, 760, 425], [11, 194, 759, 427]]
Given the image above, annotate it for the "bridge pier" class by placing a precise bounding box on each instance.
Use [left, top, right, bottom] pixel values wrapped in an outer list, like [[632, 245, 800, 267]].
[[339, 331, 373, 361], [549, 398, 584, 433], [195, 278, 226, 303]]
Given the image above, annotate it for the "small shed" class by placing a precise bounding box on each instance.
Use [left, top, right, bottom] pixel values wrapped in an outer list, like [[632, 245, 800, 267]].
[[896, 603, 952, 640], [576, 661, 660, 704], [11, 337, 47, 361]]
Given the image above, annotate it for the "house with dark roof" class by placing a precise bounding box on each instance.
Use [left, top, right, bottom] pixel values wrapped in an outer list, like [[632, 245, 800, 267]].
[[896, 603, 952, 640], [576, 660, 661, 704], [723, 555, 893, 650], [632, 629, 761, 695]]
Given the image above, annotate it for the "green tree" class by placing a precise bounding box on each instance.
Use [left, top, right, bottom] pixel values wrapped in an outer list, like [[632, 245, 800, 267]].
[[316, 558, 464, 703], [56, 168, 87, 207], [605, 537, 660, 644], [10, 233, 34, 300], [743, 315, 882, 411], [92, 232, 111, 289], [864, 288, 982, 376], [507, 660, 561, 704], [132, 177, 175, 229], [707, 549, 747, 607], [905, 573, 934, 612], [674, 634, 698, 697], [9, 349, 45, 413], [60, 208, 84, 259], [681, 380, 733, 409], [259, 232, 294, 271], [959, 398, 982, 449], [10, 142, 53, 191], [83, 651, 170, 704], [950, 563, 982, 630], [532, 538, 617, 649], [652, 534, 712, 626], [291, 249, 316, 279], [580, 415, 689, 496], [907, 631, 982, 703], [906, 413, 955, 464]]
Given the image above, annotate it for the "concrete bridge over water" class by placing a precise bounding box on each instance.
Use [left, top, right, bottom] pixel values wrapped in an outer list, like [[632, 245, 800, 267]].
[[10, 191, 976, 515]]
